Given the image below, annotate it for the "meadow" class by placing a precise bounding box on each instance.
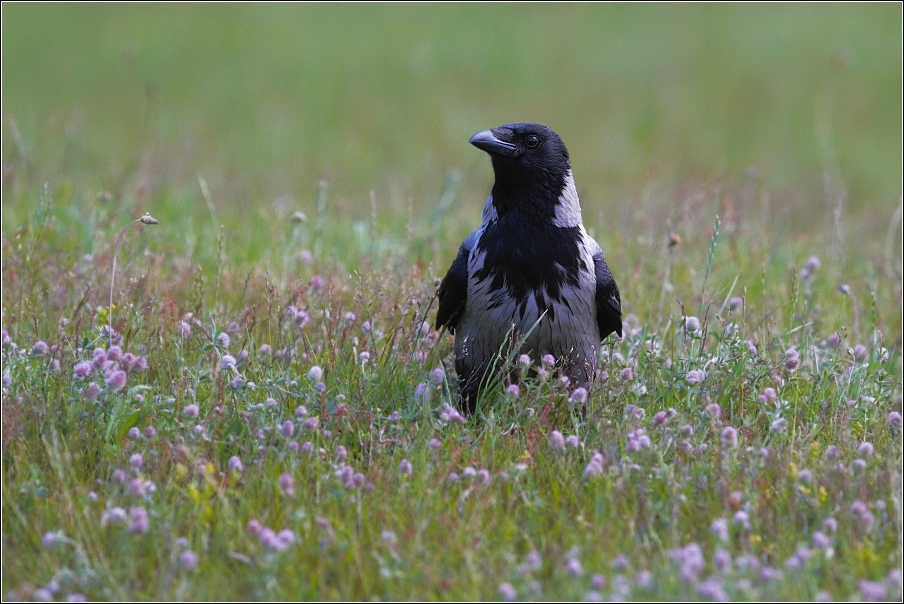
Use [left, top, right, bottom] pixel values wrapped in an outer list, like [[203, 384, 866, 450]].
[[2, 4, 902, 601]]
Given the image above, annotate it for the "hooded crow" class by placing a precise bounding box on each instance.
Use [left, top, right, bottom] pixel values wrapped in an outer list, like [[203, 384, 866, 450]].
[[436, 122, 622, 414]]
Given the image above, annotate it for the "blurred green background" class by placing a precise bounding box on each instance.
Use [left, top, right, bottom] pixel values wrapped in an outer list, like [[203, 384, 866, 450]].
[[2, 4, 901, 243]]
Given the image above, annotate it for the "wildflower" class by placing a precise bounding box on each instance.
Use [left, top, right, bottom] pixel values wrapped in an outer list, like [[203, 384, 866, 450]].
[[758, 387, 777, 403], [822, 517, 838, 533], [698, 578, 728, 601], [770, 417, 787, 433], [179, 550, 197, 570], [428, 438, 442, 451], [101, 507, 127, 526], [590, 574, 606, 589], [221, 355, 236, 370], [128, 478, 147, 497], [710, 518, 729, 542], [42, 532, 60, 549], [414, 381, 430, 401], [307, 365, 323, 381], [565, 388, 588, 408], [228, 456, 243, 471], [105, 370, 127, 391], [733, 510, 750, 529], [281, 420, 295, 438], [636, 570, 654, 590], [722, 426, 738, 448], [685, 316, 701, 333], [859, 511, 875, 530], [388, 410, 400, 421], [825, 445, 839, 460], [216, 332, 230, 348], [852, 344, 869, 363], [565, 435, 580, 448], [399, 459, 413, 476], [498, 583, 517, 601], [127, 427, 141, 440], [668, 542, 705, 583], [859, 580, 886, 601], [505, 384, 520, 397], [176, 321, 192, 338], [358, 351, 370, 365], [653, 411, 668, 425], [784, 349, 800, 371], [549, 430, 565, 450], [728, 297, 743, 311], [31, 341, 49, 355], [812, 531, 831, 549], [429, 367, 445, 386], [184, 404, 200, 418], [128, 507, 149, 534], [309, 274, 324, 290], [107, 345, 122, 363], [857, 442, 874, 457], [518, 354, 532, 369], [797, 469, 812, 483], [477, 469, 490, 485], [129, 453, 144, 470], [583, 451, 604, 479], [303, 417, 319, 431], [565, 556, 583, 576], [300, 441, 314, 456], [890, 411, 903, 430], [626, 429, 651, 452], [335, 445, 348, 461], [705, 403, 721, 418], [278, 473, 295, 495], [800, 256, 820, 280], [462, 467, 477, 478], [686, 369, 706, 384], [259, 528, 294, 551], [73, 361, 93, 380], [619, 366, 634, 381]]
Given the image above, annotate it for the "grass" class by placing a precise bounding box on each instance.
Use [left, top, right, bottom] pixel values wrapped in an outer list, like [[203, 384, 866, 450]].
[[2, 4, 902, 601]]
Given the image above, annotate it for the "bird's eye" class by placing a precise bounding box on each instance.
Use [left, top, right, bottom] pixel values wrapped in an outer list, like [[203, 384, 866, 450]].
[[525, 135, 540, 148]]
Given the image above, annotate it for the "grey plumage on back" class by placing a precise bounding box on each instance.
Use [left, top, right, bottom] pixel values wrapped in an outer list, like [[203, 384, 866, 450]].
[[436, 123, 622, 414]]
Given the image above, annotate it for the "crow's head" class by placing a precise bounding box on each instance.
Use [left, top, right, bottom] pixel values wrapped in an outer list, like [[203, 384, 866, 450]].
[[470, 123, 573, 220]]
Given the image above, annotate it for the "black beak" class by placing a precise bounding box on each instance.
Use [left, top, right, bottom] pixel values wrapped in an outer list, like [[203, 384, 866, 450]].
[[469, 130, 518, 157]]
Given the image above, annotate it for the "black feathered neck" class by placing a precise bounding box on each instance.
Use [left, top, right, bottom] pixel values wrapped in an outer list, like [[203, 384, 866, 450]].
[[482, 123, 572, 222]]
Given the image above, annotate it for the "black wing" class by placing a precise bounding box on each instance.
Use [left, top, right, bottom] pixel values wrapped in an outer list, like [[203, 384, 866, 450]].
[[593, 250, 623, 341], [435, 233, 476, 334]]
